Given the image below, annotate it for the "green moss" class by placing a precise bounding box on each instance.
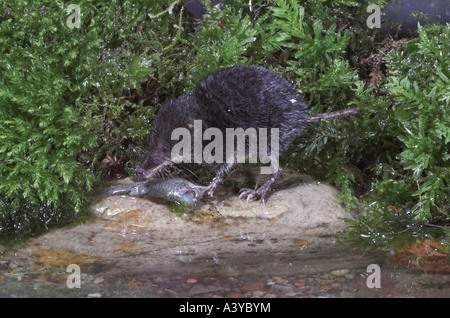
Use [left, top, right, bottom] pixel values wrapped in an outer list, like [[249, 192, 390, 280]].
[[169, 200, 197, 217], [0, 0, 166, 239], [381, 24, 450, 222]]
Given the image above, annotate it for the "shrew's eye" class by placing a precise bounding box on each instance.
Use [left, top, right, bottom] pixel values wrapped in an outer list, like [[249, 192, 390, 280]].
[[162, 146, 169, 153]]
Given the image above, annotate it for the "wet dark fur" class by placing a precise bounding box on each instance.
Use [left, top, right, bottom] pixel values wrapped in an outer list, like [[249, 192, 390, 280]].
[[136, 65, 361, 202]]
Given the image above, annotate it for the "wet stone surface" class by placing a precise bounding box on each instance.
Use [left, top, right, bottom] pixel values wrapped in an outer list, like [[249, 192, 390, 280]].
[[0, 169, 448, 297]]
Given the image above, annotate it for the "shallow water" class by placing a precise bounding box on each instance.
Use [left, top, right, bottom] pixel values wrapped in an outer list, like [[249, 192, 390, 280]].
[[0, 170, 448, 298], [1, 233, 448, 298]]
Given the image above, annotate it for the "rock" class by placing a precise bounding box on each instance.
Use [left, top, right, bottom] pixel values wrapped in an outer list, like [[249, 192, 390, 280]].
[[90, 168, 352, 235], [0, 168, 356, 297], [252, 290, 265, 298], [226, 291, 244, 298], [241, 282, 264, 291], [188, 284, 223, 296], [330, 269, 351, 277], [186, 278, 198, 284], [269, 284, 295, 295], [8, 261, 18, 269]]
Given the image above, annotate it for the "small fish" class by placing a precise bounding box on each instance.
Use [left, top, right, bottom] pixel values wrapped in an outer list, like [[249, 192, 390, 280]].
[[91, 178, 200, 206]]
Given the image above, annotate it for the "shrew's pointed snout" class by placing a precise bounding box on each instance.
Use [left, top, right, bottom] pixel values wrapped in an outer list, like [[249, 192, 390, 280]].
[[136, 153, 168, 179], [136, 166, 149, 179]]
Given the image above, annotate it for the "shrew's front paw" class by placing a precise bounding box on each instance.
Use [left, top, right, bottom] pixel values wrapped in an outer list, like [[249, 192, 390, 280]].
[[188, 184, 216, 199]]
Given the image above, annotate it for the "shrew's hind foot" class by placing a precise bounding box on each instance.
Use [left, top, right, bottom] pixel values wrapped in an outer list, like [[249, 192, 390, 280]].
[[238, 169, 281, 205], [238, 184, 271, 205]]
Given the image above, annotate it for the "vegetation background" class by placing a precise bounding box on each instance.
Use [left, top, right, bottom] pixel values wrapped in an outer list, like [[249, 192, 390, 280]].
[[0, 0, 448, 254]]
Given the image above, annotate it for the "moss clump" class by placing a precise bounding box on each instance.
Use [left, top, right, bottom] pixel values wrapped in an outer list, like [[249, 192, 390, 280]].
[[0, 0, 164, 240]]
